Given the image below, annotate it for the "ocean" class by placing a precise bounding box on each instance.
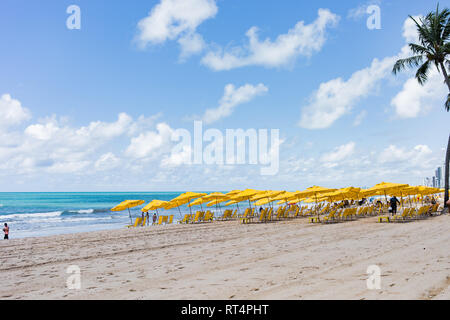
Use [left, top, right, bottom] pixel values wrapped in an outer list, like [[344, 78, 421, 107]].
[[0, 192, 211, 239]]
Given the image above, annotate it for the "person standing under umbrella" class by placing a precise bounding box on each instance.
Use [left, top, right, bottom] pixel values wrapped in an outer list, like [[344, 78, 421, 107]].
[[390, 196, 400, 216]]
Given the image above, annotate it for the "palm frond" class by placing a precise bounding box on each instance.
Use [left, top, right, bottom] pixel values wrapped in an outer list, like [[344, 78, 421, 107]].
[[409, 43, 432, 56], [392, 55, 424, 74], [415, 60, 431, 85]]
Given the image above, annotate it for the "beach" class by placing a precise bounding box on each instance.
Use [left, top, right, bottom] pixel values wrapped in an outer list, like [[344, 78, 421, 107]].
[[1, 213, 449, 300]]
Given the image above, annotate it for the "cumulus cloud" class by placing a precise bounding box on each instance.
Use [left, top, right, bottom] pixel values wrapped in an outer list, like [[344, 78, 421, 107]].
[[160, 145, 192, 167], [299, 55, 397, 129], [136, 0, 217, 57], [378, 144, 433, 168], [125, 123, 174, 159], [353, 110, 367, 126], [390, 69, 447, 118], [347, 1, 382, 20], [95, 152, 121, 171], [201, 83, 268, 124], [0, 94, 31, 128], [298, 15, 437, 129], [201, 9, 339, 71], [321, 142, 355, 163], [0, 94, 170, 177]]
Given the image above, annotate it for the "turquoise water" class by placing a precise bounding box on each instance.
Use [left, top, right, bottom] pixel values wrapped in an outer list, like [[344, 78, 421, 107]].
[[0, 192, 213, 239]]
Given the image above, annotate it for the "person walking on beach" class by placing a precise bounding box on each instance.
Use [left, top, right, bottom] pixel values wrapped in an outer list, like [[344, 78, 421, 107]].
[[389, 196, 400, 216], [146, 212, 149, 226], [3, 223, 9, 240], [152, 213, 157, 225]]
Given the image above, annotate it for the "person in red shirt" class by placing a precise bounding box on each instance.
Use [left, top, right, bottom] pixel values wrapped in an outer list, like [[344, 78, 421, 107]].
[[3, 223, 9, 240]]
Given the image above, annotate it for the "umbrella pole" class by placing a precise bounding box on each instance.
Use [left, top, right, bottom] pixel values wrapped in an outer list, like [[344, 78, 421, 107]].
[[128, 207, 132, 224], [177, 205, 182, 220], [315, 194, 318, 218], [188, 199, 193, 215]]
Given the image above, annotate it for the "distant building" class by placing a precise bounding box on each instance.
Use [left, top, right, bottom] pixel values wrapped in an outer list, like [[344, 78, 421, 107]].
[[435, 167, 442, 188]]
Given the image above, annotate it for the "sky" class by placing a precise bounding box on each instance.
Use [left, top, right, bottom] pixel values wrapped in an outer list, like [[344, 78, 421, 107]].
[[0, 0, 448, 192]]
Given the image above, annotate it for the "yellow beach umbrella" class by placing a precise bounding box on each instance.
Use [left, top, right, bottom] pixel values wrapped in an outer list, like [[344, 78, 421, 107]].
[[225, 190, 242, 197], [165, 192, 207, 217], [202, 192, 229, 214], [187, 197, 209, 208], [252, 191, 284, 209], [364, 182, 409, 202], [294, 186, 337, 216], [142, 200, 168, 212], [231, 189, 263, 211], [111, 200, 145, 224]]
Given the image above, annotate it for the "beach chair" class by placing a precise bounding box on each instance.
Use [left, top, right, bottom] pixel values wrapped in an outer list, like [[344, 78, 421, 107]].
[[157, 216, 164, 225], [340, 208, 353, 221], [168, 215, 174, 224], [266, 207, 273, 221], [293, 206, 300, 217], [258, 209, 267, 223], [239, 208, 252, 224], [309, 215, 321, 223], [274, 207, 285, 220], [232, 209, 238, 219], [391, 208, 412, 222], [204, 211, 214, 222], [321, 209, 338, 224], [127, 217, 142, 228], [178, 214, 190, 224], [192, 211, 203, 223]]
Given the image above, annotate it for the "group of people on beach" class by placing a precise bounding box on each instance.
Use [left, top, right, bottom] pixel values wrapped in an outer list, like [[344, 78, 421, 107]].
[[141, 212, 158, 226]]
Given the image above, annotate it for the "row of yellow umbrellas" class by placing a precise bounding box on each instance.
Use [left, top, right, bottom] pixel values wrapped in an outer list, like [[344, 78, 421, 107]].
[[111, 184, 444, 223]]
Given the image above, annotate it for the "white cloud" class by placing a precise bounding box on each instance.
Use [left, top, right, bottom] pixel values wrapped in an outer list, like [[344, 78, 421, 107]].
[[378, 144, 432, 167], [402, 15, 421, 43], [160, 145, 192, 167], [0, 94, 31, 128], [320, 142, 355, 163], [298, 15, 433, 129], [347, 1, 382, 20], [353, 110, 367, 126], [95, 152, 121, 171], [391, 69, 447, 118], [201, 83, 268, 124], [299, 55, 397, 129], [136, 0, 217, 57], [125, 123, 174, 159], [201, 9, 339, 71], [178, 32, 206, 60]]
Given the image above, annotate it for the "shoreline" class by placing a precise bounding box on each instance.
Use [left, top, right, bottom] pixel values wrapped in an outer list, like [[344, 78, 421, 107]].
[[1, 213, 449, 300]]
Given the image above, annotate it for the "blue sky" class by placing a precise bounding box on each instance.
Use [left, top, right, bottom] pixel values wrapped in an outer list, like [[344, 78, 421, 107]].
[[0, 0, 448, 192]]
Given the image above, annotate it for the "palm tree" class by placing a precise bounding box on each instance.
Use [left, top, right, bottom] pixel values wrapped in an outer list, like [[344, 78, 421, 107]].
[[392, 4, 450, 208]]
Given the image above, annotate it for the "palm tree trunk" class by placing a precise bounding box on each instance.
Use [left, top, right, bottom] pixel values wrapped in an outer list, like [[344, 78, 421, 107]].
[[439, 62, 450, 92], [445, 133, 450, 209]]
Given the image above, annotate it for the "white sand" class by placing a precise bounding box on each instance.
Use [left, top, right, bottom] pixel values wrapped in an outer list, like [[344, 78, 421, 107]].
[[0, 214, 449, 300]]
